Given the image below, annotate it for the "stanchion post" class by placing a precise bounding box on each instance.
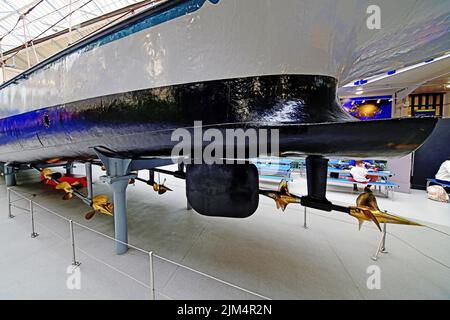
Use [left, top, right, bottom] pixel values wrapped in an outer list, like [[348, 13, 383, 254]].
[[372, 223, 388, 261], [381, 223, 388, 253], [372, 228, 386, 261], [303, 207, 308, 229], [29, 200, 38, 238], [85, 162, 93, 200], [7, 188, 14, 218], [149, 251, 155, 300], [69, 220, 81, 267]]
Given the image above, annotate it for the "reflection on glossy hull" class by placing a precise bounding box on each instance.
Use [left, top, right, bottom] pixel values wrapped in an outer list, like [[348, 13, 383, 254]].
[[0, 0, 446, 164], [0, 75, 437, 163]]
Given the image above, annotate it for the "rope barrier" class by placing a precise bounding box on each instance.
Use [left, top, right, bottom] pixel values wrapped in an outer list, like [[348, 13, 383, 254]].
[[6, 187, 271, 300], [289, 204, 450, 270], [7, 182, 450, 300], [154, 254, 272, 300], [75, 246, 151, 289]]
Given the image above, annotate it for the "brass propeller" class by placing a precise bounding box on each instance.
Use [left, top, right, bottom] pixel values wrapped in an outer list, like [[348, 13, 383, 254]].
[[349, 187, 421, 231], [261, 182, 420, 230], [85, 194, 113, 220], [152, 178, 172, 195], [40, 168, 112, 220], [46, 158, 62, 164], [259, 180, 301, 211], [55, 180, 83, 200], [41, 168, 62, 181]]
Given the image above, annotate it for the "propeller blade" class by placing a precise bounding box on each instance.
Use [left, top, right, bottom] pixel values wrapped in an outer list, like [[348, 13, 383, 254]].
[[55, 181, 71, 190], [152, 180, 172, 195], [62, 192, 73, 200], [278, 199, 288, 211], [278, 179, 290, 195], [70, 181, 83, 190], [363, 209, 382, 231], [259, 180, 301, 211], [46, 158, 61, 164], [275, 199, 281, 210], [350, 189, 420, 230], [91, 194, 113, 216], [85, 210, 96, 220], [357, 218, 364, 230], [373, 211, 422, 226]]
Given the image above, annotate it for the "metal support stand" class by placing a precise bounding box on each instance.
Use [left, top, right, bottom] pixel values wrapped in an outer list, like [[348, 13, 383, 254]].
[[301, 156, 332, 212], [93, 147, 173, 255], [29, 200, 38, 238], [303, 207, 308, 229], [372, 223, 388, 261], [65, 163, 74, 176], [149, 170, 155, 184], [94, 149, 133, 255], [109, 178, 131, 255], [178, 162, 192, 210], [69, 220, 81, 267], [149, 251, 155, 300], [85, 162, 93, 200], [381, 223, 388, 253], [7, 188, 14, 218], [4, 164, 16, 187]]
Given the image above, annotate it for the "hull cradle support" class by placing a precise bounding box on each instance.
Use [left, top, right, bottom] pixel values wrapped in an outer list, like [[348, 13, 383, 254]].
[[93, 146, 174, 255], [4, 164, 17, 187]]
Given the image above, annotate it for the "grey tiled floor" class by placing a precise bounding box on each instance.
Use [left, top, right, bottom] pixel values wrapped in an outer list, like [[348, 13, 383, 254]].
[[0, 166, 449, 299]]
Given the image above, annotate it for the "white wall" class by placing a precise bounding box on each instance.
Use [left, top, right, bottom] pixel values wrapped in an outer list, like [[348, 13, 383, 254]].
[[388, 154, 412, 193], [444, 92, 450, 118]]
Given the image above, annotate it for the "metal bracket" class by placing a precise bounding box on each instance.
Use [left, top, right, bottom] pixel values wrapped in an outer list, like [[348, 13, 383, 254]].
[[92, 146, 185, 254], [99, 174, 137, 185], [303, 207, 308, 229], [372, 223, 388, 261]]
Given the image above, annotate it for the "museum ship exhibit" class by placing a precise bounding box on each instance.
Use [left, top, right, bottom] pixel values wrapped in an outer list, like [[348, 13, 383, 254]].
[[0, 0, 449, 254]]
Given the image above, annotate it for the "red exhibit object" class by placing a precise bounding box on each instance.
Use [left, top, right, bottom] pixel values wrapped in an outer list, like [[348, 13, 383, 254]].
[[41, 173, 88, 188]]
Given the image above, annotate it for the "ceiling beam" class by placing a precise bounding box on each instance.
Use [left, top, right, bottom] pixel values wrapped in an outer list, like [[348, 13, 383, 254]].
[[2, 0, 161, 57], [0, 0, 41, 24]]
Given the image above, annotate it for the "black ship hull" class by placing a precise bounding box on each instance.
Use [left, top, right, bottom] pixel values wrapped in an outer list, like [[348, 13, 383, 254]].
[[0, 75, 437, 163]]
